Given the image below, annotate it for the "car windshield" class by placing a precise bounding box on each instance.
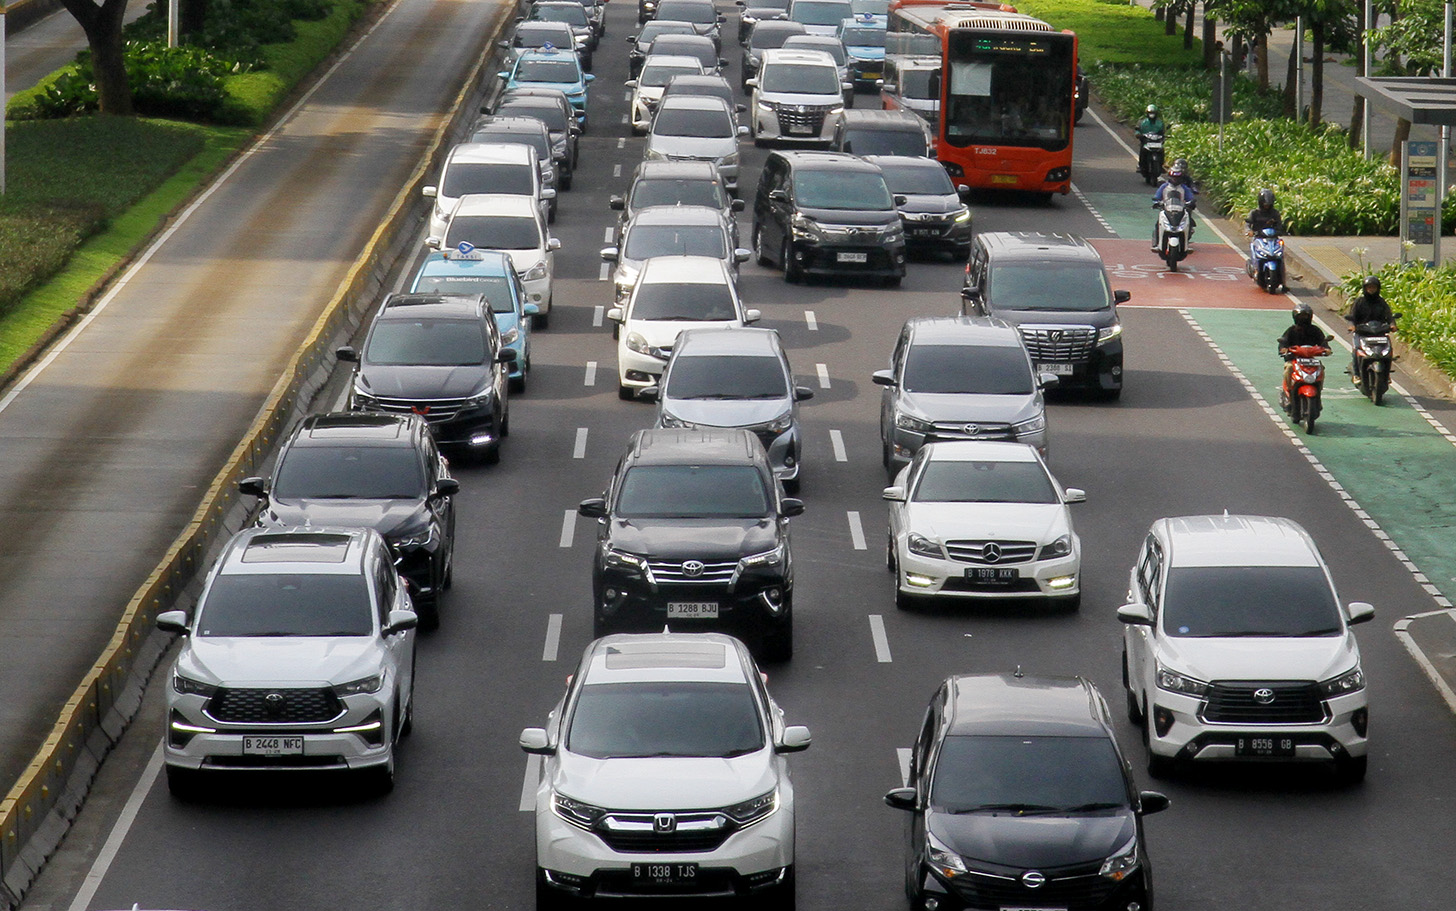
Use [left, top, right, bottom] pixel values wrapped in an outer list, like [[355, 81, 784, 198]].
[[656, 0, 718, 24], [469, 131, 550, 160], [902, 67, 936, 99], [532, 5, 588, 26], [840, 27, 885, 46], [413, 273, 516, 313], [761, 62, 841, 94], [630, 178, 726, 210], [913, 460, 1056, 503], [792, 0, 853, 25], [498, 101, 569, 133], [197, 573, 374, 637], [664, 81, 734, 106], [642, 62, 701, 87], [793, 168, 893, 210], [851, 0, 888, 13], [640, 22, 694, 43], [667, 354, 788, 399], [567, 681, 765, 759], [750, 0, 792, 9], [615, 464, 771, 517], [631, 281, 738, 321], [515, 58, 581, 84], [1162, 566, 1345, 637], [752, 26, 804, 50], [273, 446, 427, 500], [653, 106, 735, 138], [902, 344, 1033, 395], [443, 214, 541, 250], [930, 735, 1127, 813], [441, 162, 535, 198], [879, 163, 955, 195], [989, 262, 1112, 312], [515, 23, 571, 47], [624, 224, 728, 259], [844, 127, 924, 156], [366, 318, 488, 366], [783, 39, 846, 64]]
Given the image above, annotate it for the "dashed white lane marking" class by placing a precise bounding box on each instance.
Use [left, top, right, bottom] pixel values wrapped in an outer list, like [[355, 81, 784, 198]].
[[805, 310, 818, 331], [599, 262, 610, 280], [1070, 182, 1116, 237], [620, 114, 629, 124], [593, 305, 605, 327], [603, 227, 614, 243], [897, 747, 912, 786], [543, 613, 563, 662], [520, 754, 541, 811], [617, 138, 626, 149], [559, 509, 576, 548], [869, 614, 892, 662], [816, 363, 831, 388], [613, 164, 622, 177], [573, 427, 588, 459], [585, 361, 598, 386], [847, 510, 866, 550], [67, 746, 164, 911], [830, 429, 847, 462]]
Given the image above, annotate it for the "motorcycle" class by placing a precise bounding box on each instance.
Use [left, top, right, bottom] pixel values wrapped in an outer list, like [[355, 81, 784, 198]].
[[1280, 344, 1331, 433], [1350, 315, 1400, 406], [1247, 227, 1285, 294], [1137, 131, 1165, 185], [1153, 192, 1190, 272]]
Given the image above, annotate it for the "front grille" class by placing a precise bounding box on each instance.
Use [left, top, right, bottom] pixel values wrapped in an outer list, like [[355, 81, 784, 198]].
[[952, 865, 1117, 909], [944, 539, 1039, 565], [773, 103, 836, 134], [595, 811, 735, 853], [927, 421, 1014, 442], [647, 558, 738, 584], [367, 395, 473, 424], [205, 688, 343, 724], [1202, 682, 1327, 724], [1018, 326, 1097, 362]]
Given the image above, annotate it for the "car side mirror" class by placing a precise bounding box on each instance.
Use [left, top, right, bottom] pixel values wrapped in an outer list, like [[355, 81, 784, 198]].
[[894, 195, 908, 206], [768, 188, 788, 202], [1038, 372, 1060, 389], [606, 307, 625, 322], [600, 246, 620, 262], [781, 497, 805, 517], [871, 369, 896, 387], [541, 188, 557, 200], [497, 71, 510, 80], [1138, 791, 1170, 815], [735, 247, 752, 263], [1113, 289, 1131, 303], [957, 185, 971, 198], [882, 486, 905, 502], [794, 385, 814, 401], [578, 497, 608, 518], [433, 478, 461, 498], [238, 476, 267, 498], [421, 185, 438, 198], [609, 195, 626, 210], [745, 309, 762, 323], [1063, 487, 1086, 504], [624, 79, 638, 88], [878, 79, 890, 90], [520, 727, 556, 755], [524, 302, 541, 316], [498, 40, 510, 49], [548, 237, 563, 251], [732, 198, 746, 211], [737, 125, 751, 137], [1117, 602, 1154, 625], [720, 57, 730, 67], [842, 81, 854, 92], [736, 102, 747, 113], [960, 286, 981, 303], [745, 77, 759, 88], [385, 609, 418, 635], [637, 386, 660, 403], [336, 346, 359, 362], [156, 610, 189, 634], [585, 74, 596, 82], [1347, 601, 1375, 625], [884, 787, 917, 811], [626, 34, 637, 42], [776, 724, 811, 752], [498, 348, 519, 364]]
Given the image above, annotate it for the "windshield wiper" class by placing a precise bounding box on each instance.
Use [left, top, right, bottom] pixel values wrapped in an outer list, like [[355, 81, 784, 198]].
[[1292, 627, 1342, 636], [1061, 802, 1124, 812], [949, 803, 1061, 815]]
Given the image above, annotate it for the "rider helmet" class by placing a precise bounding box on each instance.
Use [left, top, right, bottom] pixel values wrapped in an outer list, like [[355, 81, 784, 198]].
[[1258, 188, 1275, 210], [1292, 302, 1313, 326], [1146, 103, 1159, 116], [1363, 275, 1381, 295], [1168, 159, 1187, 180]]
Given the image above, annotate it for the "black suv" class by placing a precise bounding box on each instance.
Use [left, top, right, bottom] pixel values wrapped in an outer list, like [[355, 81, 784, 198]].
[[886, 673, 1169, 911], [752, 150, 906, 284], [831, 109, 933, 157], [961, 232, 1129, 399], [340, 292, 515, 464], [238, 412, 458, 628], [577, 428, 803, 660]]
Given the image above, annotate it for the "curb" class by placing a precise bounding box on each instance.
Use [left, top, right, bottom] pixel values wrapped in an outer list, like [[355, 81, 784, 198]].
[[0, 4, 513, 907]]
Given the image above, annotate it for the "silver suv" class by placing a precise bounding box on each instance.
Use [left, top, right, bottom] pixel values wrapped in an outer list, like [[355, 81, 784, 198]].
[[157, 527, 419, 796]]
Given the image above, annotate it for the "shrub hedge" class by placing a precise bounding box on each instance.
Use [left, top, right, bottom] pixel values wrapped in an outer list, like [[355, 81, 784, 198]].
[[1341, 262, 1456, 378]]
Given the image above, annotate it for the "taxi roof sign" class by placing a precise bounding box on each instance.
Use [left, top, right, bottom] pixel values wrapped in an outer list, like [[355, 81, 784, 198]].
[[447, 242, 486, 261]]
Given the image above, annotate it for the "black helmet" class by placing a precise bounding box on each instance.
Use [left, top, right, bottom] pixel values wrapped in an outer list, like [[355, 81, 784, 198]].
[[1363, 275, 1381, 294], [1292, 302, 1313, 326], [1258, 188, 1275, 210]]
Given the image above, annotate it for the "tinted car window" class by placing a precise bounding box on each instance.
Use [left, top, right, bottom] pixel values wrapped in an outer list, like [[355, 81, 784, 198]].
[[761, 63, 840, 94], [442, 162, 534, 198], [913, 460, 1056, 504], [879, 162, 955, 195], [930, 734, 1127, 812], [640, 21, 694, 41], [412, 274, 516, 313], [631, 178, 726, 209], [515, 22, 573, 46], [471, 130, 550, 160], [366, 318, 488, 366], [794, 168, 893, 209], [273, 447, 427, 500], [845, 128, 923, 156], [989, 262, 1112, 312], [840, 26, 885, 46], [443, 215, 541, 250], [616, 465, 770, 517], [1162, 566, 1344, 637], [783, 38, 847, 64], [668, 355, 788, 399], [624, 224, 728, 259], [641, 62, 701, 86], [793, 0, 852, 25], [498, 101, 569, 133], [516, 58, 582, 83], [533, 5, 588, 25], [567, 681, 765, 758], [751, 26, 804, 50], [902, 344, 1032, 395], [654, 107, 735, 137], [631, 282, 736, 320], [197, 574, 374, 637], [656, 0, 718, 23]]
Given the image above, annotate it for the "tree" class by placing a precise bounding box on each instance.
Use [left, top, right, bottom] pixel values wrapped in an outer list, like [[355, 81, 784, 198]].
[[1371, 0, 1446, 162], [57, 0, 133, 115]]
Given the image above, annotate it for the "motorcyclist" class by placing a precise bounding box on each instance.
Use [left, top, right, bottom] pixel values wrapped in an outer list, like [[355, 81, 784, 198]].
[[1279, 302, 1330, 392], [1245, 188, 1283, 235], [1135, 104, 1165, 175], [1345, 275, 1394, 381], [1152, 158, 1197, 249]]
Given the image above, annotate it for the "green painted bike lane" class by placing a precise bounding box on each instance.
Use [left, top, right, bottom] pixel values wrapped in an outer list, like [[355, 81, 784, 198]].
[[1190, 307, 1456, 604]]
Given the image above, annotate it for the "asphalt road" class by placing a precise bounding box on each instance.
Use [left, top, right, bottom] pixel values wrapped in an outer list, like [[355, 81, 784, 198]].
[[18, 2, 1456, 910]]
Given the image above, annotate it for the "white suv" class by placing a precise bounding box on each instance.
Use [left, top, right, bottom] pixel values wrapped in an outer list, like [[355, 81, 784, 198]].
[[1117, 515, 1373, 783], [748, 48, 848, 145], [157, 527, 419, 796], [521, 632, 810, 907]]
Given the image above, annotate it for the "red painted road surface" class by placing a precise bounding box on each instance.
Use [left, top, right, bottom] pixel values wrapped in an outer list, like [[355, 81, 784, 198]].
[[1090, 239, 1290, 310]]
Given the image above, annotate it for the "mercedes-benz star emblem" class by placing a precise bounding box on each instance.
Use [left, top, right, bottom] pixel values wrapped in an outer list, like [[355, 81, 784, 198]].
[[982, 542, 1003, 564], [654, 813, 676, 833], [1253, 687, 1276, 705], [1020, 871, 1046, 889], [682, 560, 705, 577]]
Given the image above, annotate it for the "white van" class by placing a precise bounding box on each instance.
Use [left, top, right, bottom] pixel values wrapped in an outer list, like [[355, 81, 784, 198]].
[[422, 142, 555, 238], [748, 48, 848, 145]]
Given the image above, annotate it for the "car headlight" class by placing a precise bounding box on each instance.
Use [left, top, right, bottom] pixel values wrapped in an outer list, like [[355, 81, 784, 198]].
[[725, 788, 778, 825], [1098, 323, 1123, 344], [500, 325, 520, 345], [520, 260, 549, 282], [718, 151, 739, 168], [659, 412, 693, 429], [1013, 414, 1046, 436], [645, 147, 667, 160], [757, 100, 774, 113], [765, 410, 793, 433], [740, 542, 786, 569], [954, 206, 972, 224], [393, 525, 436, 549], [333, 674, 384, 696], [173, 674, 216, 697], [926, 831, 966, 878], [1320, 667, 1365, 697], [883, 226, 904, 243], [790, 212, 820, 238], [1156, 664, 1209, 697], [350, 386, 378, 410], [604, 546, 648, 571], [465, 389, 495, 409], [1038, 534, 1072, 560], [1099, 834, 1139, 881], [552, 791, 606, 830], [894, 412, 934, 435], [625, 331, 653, 355], [907, 533, 944, 559]]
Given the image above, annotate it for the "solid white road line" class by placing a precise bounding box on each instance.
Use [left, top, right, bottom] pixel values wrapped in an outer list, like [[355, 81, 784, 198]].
[[897, 747, 912, 786], [543, 613, 563, 662], [830, 429, 847, 462], [847, 510, 866, 550], [869, 614, 892, 663], [559, 509, 576, 548], [585, 361, 598, 386], [520, 754, 542, 811], [68, 746, 165, 911], [816, 363, 831, 388], [573, 427, 588, 459], [804, 310, 818, 330], [593, 305, 605, 327]]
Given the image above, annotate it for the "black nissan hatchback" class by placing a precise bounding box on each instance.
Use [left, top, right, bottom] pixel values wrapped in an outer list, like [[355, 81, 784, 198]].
[[885, 673, 1169, 911]]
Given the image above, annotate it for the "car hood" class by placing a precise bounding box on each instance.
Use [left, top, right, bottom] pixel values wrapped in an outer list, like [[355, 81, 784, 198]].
[[897, 193, 962, 216], [648, 135, 738, 159], [607, 517, 778, 559], [263, 499, 427, 539], [628, 318, 743, 348], [554, 748, 778, 810], [899, 390, 1042, 425], [177, 636, 384, 688], [903, 502, 1068, 543], [801, 206, 900, 228], [357, 364, 493, 399], [761, 89, 843, 107], [662, 398, 790, 428], [1156, 633, 1358, 682], [929, 808, 1135, 869], [636, 85, 668, 103], [992, 307, 1116, 331]]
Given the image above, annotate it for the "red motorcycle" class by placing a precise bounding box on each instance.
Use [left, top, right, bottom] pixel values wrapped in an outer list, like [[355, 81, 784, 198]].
[[1280, 344, 1331, 433]]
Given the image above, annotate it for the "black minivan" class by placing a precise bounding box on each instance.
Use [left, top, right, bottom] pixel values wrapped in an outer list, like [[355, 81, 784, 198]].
[[886, 673, 1169, 911]]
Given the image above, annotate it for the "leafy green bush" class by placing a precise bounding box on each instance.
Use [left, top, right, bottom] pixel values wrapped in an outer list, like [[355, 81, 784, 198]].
[[8, 41, 241, 121], [1341, 261, 1456, 376], [125, 0, 335, 69], [1012, 0, 1203, 67], [1088, 62, 1285, 125]]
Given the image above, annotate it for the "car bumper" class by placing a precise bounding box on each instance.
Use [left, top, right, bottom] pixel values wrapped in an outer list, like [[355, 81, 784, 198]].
[[895, 549, 1079, 599], [754, 109, 839, 143], [164, 700, 396, 773], [887, 426, 1047, 474], [902, 217, 973, 253], [594, 571, 792, 636], [617, 346, 671, 387], [1029, 344, 1123, 392], [918, 860, 1150, 911], [788, 238, 906, 278], [1145, 690, 1369, 763]]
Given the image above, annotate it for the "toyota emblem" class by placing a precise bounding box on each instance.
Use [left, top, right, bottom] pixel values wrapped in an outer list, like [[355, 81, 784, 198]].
[[1253, 687, 1276, 705], [1047, 329, 1064, 343], [682, 560, 705, 577], [654, 813, 677, 833], [961, 423, 980, 435], [1020, 871, 1046, 889], [263, 692, 285, 715], [982, 542, 1003, 564]]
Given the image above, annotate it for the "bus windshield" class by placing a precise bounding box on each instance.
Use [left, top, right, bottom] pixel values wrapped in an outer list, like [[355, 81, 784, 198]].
[[942, 30, 1073, 151]]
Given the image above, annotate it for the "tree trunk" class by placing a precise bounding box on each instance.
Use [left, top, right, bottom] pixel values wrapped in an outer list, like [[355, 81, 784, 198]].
[[57, 0, 132, 115], [1230, 33, 1244, 75], [1183, 3, 1196, 51], [1205, 13, 1220, 70], [1310, 20, 1324, 128], [1155, 5, 1164, 22], [1391, 117, 1412, 166], [1166, 3, 1178, 36], [1258, 32, 1269, 90]]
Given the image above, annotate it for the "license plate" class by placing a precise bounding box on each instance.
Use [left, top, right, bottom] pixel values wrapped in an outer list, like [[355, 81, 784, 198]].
[[1037, 363, 1074, 376], [667, 601, 719, 618], [788, 123, 813, 135], [990, 175, 1019, 186], [909, 229, 940, 238], [837, 252, 868, 263], [1002, 907, 1067, 911], [966, 568, 1017, 583], [1235, 736, 1296, 757], [861, 71, 882, 79], [243, 736, 303, 756], [632, 862, 699, 885]]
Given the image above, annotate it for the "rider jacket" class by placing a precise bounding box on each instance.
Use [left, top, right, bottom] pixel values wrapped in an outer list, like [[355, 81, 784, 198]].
[[1246, 207, 1283, 234], [1346, 292, 1392, 326], [1136, 116, 1165, 137], [1153, 180, 1196, 206], [1278, 322, 1327, 354]]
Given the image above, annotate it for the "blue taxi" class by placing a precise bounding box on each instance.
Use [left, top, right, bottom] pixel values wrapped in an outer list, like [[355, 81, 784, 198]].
[[836, 13, 887, 90], [410, 244, 538, 392], [498, 44, 594, 127]]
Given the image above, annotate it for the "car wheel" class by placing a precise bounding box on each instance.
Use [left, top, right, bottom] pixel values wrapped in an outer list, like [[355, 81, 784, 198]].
[[763, 865, 796, 910], [782, 239, 801, 283], [560, 170, 573, 191], [400, 683, 415, 738], [483, 439, 501, 465], [500, 407, 510, 438], [1144, 720, 1173, 779], [1123, 651, 1144, 725], [1057, 592, 1081, 612], [534, 311, 550, 330], [884, 274, 902, 287], [510, 372, 526, 394], [536, 870, 573, 910], [894, 580, 918, 612], [886, 535, 897, 572], [782, 475, 800, 495], [592, 612, 612, 639], [762, 619, 793, 662], [1335, 754, 1368, 785], [755, 225, 773, 267], [165, 765, 203, 800], [417, 587, 441, 632], [618, 384, 635, 401]]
